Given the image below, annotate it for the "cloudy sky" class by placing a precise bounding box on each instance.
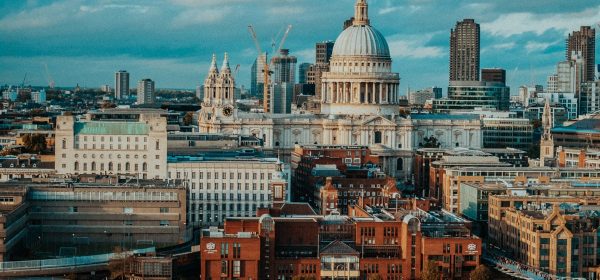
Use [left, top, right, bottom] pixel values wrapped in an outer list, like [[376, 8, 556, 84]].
[[1, 0, 599, 94]]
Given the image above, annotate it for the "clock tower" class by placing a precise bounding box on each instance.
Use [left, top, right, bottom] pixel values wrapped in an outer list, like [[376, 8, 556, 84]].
[[202, 53, 236, 120]]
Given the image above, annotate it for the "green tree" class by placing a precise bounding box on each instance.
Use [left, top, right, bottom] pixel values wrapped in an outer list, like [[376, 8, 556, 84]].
[[470, 264, 491, 280], [421, 260, 441, 280], [183, 112, 194, 126]]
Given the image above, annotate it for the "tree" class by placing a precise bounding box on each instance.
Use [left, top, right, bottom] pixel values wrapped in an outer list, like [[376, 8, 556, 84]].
[[470, 264, 491, 280], [22, 134, 46, 153], [421, 260, 441, 280], [421, 136, 441, 148], [183, 111, 194, 126]]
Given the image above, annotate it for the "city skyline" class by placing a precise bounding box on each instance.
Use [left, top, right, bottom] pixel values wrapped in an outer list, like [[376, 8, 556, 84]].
[[1, 0, 599, 92]]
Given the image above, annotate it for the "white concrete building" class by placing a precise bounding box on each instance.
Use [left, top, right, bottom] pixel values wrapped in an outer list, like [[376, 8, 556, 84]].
[[55, 109, 168, 179], [167, 152, 288, 226]]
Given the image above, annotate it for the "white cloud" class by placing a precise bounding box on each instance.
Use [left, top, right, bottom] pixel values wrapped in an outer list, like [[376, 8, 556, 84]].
[[482, 5, 600, 37], [0, 1, 73, 30], [387, 33, 444, 59], [171, 7, 232, 28], [267, 6, 305, 16], [525, 41, 556, 54]]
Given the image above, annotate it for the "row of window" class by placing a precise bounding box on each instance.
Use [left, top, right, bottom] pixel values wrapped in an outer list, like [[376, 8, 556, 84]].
[[170, 171, 273, 180], [190, 193, 271, 201], [73, 162, 157, 172], [190, 182, 270, 191]]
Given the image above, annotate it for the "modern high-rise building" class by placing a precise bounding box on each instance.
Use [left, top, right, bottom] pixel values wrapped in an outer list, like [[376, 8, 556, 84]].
[[137, 78, 155, 104], [449, 19, 480, 82], [316, 41, 334, 64], [567, 26, 596, 82], [115, 70, 129, 100], [481, 68, 506, 84], [298, 63, 313, 84], [250, 53, 267, 97], [270, 49, 297, 85]]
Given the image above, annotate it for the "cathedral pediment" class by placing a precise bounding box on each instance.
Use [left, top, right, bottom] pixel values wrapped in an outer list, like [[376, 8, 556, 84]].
[[361, 115, 397, 126]]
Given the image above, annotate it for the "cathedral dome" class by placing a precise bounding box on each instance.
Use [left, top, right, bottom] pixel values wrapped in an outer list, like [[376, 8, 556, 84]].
[[332, 25, 390, 57]]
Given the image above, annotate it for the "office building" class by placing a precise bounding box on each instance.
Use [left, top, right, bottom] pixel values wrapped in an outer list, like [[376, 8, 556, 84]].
[[567, 26, 596, 82], [167, 150, 288, 227], [115, 70, 130, 100], [482, 117, 533, 151], [551, 114, 600, 149], [250, 53, 267, 97], [298, 62, 313, 84], [200, 202, 481, 280], [0, 180, 187, 261], [316, 41, 335, 64], [488, 194, 600, 278], [556, 147, 600, 169], [579, 80, 600, 116], [30, 89, 46, 104], [408, 87, 442, 106], [270, 49, 297, 85], [481, 68, 506, 84], [137, 78, 155, 104], [439, 166, 600, 214], [270, 82, 294, 114], [55, 109, 169, 180], [449, 19, 480, 81], [434, 81, 510, 112]]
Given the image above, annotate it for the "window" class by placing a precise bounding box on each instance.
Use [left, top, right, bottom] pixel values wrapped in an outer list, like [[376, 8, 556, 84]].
[[124, 220, 133, 226], [221, 260, 228, 275], [374, 131, 382, 143], [69, 206, 78, 212], [123, 207, 133, 214], [160, 207, 169, 213], [160, 220, 169, 226]]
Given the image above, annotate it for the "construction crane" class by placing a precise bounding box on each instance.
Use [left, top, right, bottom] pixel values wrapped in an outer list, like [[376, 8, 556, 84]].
[[44, 63, 55, 89], [247, 24, 292, 113]]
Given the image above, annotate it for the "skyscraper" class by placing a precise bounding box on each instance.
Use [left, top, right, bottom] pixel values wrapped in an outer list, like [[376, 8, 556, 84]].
[[270, 49, 297, 85], [482, 68, 506, 84], [298, 63, 313, 84], [316, 41, 334, 64], [567, 26, 595, 82], [250, 53, 267, 97], [449, 19, 480, 82], [137, 78, 155, 104], [115, 70, 129, 100]]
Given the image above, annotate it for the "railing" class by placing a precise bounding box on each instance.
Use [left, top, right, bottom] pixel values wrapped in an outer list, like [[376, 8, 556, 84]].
[[0, 247, 155, 272]]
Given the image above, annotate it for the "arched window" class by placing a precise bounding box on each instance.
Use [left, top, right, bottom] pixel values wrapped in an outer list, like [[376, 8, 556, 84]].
[[74, 161, 79, 171], [397, 158, 403, 171], [125, 162, 130, 171], [108, 162, 113, 171], [83, 163, 87, 171], [374, 131, 382, 144], [143, 163, 147, 171]]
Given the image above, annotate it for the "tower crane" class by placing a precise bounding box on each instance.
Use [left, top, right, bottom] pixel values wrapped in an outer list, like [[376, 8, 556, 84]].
[[247, 24, 292, 113]]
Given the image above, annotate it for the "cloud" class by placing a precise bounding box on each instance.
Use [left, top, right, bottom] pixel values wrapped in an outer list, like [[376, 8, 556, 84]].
[[267, 6, 305, 16], [0, 1, 72, 30], [387, 34, 445, 59], [482, 5, 600, 37], [525, 41, 553, 54], [171, 7, 233, 28]]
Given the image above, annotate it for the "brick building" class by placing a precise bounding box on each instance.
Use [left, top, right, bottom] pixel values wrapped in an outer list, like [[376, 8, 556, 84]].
[[200, 201, 481, 279]]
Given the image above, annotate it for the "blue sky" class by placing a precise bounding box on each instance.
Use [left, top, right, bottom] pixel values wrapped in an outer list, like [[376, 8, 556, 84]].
[[0, 0, 599, 94]]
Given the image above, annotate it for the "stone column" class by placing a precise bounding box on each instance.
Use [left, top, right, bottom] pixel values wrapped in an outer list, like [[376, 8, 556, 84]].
[[372, 82, 376, 104]]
